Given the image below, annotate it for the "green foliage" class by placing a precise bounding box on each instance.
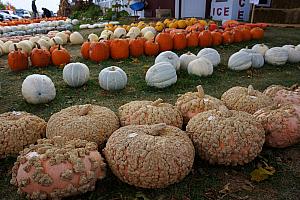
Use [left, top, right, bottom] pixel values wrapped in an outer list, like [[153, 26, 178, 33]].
[[70, 4, 103, 20]]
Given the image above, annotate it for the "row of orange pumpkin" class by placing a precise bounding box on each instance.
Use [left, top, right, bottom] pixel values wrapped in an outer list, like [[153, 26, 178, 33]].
[[80, 26, 265, 62]]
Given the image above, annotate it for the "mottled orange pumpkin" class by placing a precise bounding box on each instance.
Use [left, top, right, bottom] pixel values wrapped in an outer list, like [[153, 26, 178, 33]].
[[129, 37, 145, 57], [144, 39, 159, 56], [31, 43, 51, 68], [198, 30, 212, 47], [211, 31, 223, 46], [81, 39, 91, 60], [232, 29, 243, 43], [186, 32, 199, 48], [51, 45, 71, 67], [250, 27, 264, 40], [155, 31, 173, 52], [240, 28, 252, 41], [222, 31, 234, 44], [89, 40, 110, 62], [110, 38, 129, 60], [8, 44, 29, 72], [173, 32, 187, 50]]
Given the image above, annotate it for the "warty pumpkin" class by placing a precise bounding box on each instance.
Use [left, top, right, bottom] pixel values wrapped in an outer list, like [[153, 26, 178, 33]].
[[89, 40, 110, 63], [8, 44, 29, 72], [51, 45, 71, 67], [30, 43, 51, 68]]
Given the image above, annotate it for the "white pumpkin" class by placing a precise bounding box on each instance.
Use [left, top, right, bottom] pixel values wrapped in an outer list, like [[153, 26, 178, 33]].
[[79, 24, 90, 29], [239, 48, 264, 68], [113, 27, 127, 38], [252, 43, 269, 56], [70, 32, 84, 45], [283, 46, 300, 63], [265, 47, 289, 65], [187, 57, 213, 77], [49, 37, 64, 46], [99, 66, 128, 91], [128, 27, 141, 36], [3, 41, 13, 54], [282, 45, 295, 50], [126, 32, 138, 39], [63, 63, 90, 87], [55, 32, 68, 44], [0, 44, 4, 56], [22, 74, 56, 104], [0, 40, 4, 45], [37, 39, 51, 50], [145, 62, 177, 88], [141, 26, 156, 36], [295, 44, 300, 51], [179, 52, 197, 70], [72, 19, 79, 25], [197, 48, 220, 67], [88, 24, 97, 29], [8, 43, 18, 53], [144, 31, 155, 41], [101, 30, 114, 37], [17, 41, 32, 54], [41, 36, 51, 42], [88, 33, 99, 42], [228, 51, 252, 71], [155, 51, 180, 71], [29, 36, 40, 44]]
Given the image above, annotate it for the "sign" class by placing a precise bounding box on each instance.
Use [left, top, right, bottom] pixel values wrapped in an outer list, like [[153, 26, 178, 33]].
[[211, 0, 251, 21], [250, 0, 260, 5]]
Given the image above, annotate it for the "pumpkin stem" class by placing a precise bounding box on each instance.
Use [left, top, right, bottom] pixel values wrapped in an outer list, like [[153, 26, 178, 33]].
[[196, 85, 205, 98], [110, 66, 116, 71], [35, 42, 41, 49], [52, 38, 57, 45], [58, 44, 61, 50], [247, 85, 255, 95], [13, 44, 18, 51], [148, 123, 167, 136], [151, 98, 164, 106], [78, 104, 91, 116]]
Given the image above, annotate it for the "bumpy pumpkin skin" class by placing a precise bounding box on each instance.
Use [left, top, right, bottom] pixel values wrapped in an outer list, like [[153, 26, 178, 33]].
[[11, 137, 106, 199], [103, 124, 195, 189], [254, 104, 300, 148], [187, 107, 265, 166], [0, 112, 46, 158], [264, 84, 300, 105], [176, 85, 225, 124], [119, 99, 183, 128], [263, 85, 287, 98], [46, 104, 120, 145], [221, 85, 275, 114]]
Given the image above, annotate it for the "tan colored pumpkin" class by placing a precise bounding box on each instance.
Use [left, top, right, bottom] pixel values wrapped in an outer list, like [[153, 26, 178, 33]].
[[46, 104, 120, 145], [118, 99, 183, 128], [187, 106, 265, 166], [0, 111, 46, 158], [254, 104, 300, 148], [176, 85, 225, 124], [103, 123, 195, 188], [11, 137, 106, 199], [264, 84, 300, 105], [221, 85, 275, 114]]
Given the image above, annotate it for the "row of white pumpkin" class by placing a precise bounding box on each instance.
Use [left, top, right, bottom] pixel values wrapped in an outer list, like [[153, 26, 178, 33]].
[[229, 44, 300, 71], [0, 31, 84, 56], [0, 18, 78, 34], [21, 63, 128, 104], [79, 21, 120, 29]]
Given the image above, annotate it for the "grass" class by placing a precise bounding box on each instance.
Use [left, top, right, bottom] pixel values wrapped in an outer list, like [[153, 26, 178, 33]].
[[0, 27, 300, 200]]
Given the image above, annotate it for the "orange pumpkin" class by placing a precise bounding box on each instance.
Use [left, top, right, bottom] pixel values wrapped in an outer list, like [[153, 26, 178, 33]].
[[222, 31, 234, 45], [186, 31, 199, 48], [198, 30, 212, 47], [211, 31, 223, 46], [110, 38, 129, 60], [89, 40, 110, 62], [173, 32, 187, 50], [51, 45, 71, 67], [129, 37, 145, 57], [155, 31, 173, 52], [81, 39, 91, 60], [240, 28, 252, 41], [250, 27, 264, 40], [8, 44, 29, 72], [144, 39, 159, 56], [232, 29, 243, 43], [31, 43, 51, 68]]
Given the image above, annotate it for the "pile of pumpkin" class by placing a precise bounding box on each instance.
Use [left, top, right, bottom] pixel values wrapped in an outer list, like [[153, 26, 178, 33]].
[[1, 82, 299, 199], [229, 44, 300, 70], [80, 24, 265, 62]]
